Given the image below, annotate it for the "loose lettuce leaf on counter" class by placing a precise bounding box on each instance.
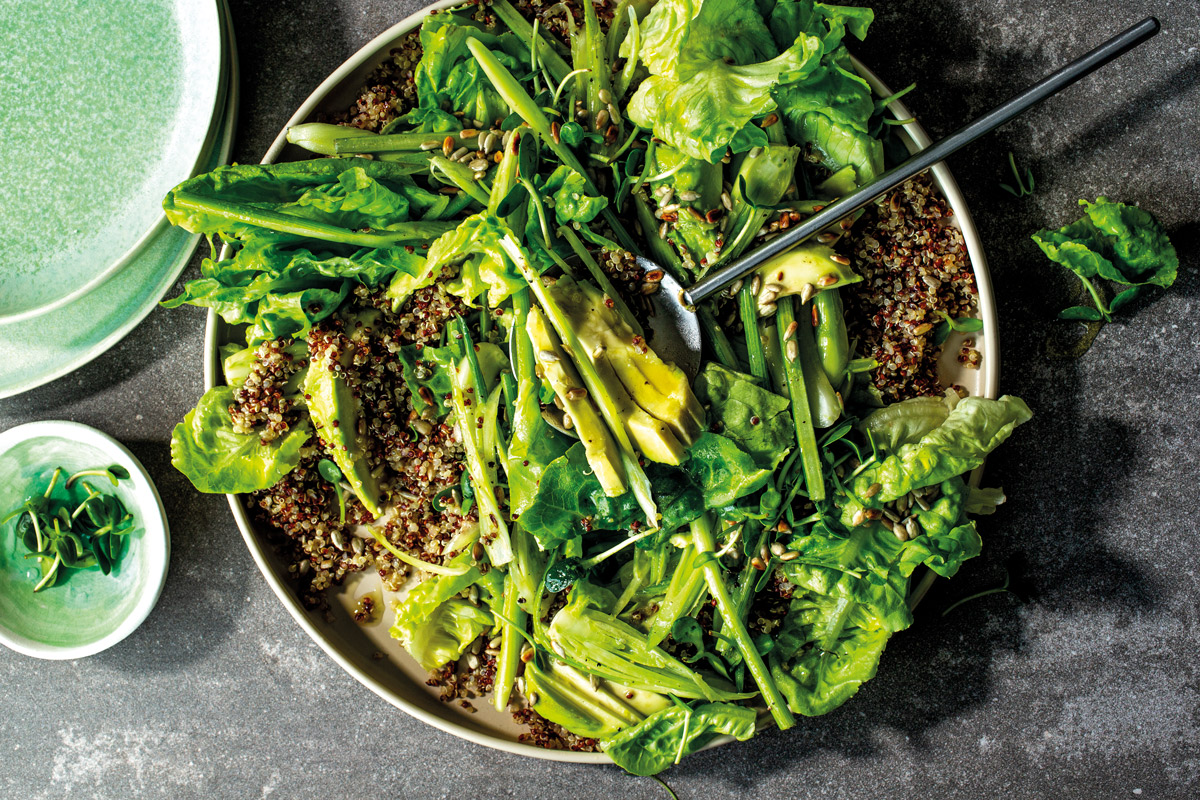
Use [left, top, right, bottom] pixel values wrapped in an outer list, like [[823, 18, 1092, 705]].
[[1032, 197, 1178, 318], [170, 386, 310, 494], [601, 702, 757, 775]]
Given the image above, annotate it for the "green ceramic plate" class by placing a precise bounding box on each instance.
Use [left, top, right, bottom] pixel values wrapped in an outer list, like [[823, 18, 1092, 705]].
[[0, 0, 222, 322], [0, 1, 238, 401], [0, 421, 170, 659]]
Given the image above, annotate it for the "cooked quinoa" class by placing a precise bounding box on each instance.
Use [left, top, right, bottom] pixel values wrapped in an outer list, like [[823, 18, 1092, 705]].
[[842, 173, 980, 403]]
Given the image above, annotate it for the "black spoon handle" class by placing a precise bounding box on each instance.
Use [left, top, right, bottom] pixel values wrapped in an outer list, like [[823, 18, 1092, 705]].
[[684, 16, 1161, 305]]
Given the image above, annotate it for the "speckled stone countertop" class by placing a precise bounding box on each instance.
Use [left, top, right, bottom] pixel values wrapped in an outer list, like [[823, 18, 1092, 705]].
[[1, 1, 1197, 797]]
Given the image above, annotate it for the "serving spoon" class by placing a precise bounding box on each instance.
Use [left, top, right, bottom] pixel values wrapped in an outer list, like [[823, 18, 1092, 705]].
[[643, 16, 1161, 378]]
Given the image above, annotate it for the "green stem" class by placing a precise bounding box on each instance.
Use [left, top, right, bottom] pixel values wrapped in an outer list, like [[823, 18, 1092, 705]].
[[493, 572, 528, 711], [697, 307, 738, 370], [430, 156, 492, 206], [775, 297, 825, 501], [1077, 274, 1112, 320], [170, 192, 453, 247], [490, 0, 572, 83], [738, 287, 769, 383], [465, 39, 638, 254], [691, 514, 795, 730]]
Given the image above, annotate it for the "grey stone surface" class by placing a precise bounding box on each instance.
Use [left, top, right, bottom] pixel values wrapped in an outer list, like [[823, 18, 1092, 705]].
[[1, 0, 1197, 797]]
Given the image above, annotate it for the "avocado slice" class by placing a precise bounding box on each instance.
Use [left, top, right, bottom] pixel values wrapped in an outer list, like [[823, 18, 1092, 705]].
[[548, 276, 704, 448], [754, 242, 861, 309], [304, 316, 384, 519], [526, 307, 627, 497]]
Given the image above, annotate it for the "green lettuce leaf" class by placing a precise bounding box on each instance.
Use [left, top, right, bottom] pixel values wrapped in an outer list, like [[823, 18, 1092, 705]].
[[857, 395, 954, 454], [543, 166, 609, 225], [389, 557, 494, 671], [850, 395, 1032, 502], [406, 14, 527, 130], [1032, 196, 1179, 288], [162, 233, 426, 342], [393, 212, 524, 308], [601, 702, 757, 776], [769, 592, 892, 716], [682, 433, 772, 508], [395, 344, 456, 418], [520, 434, 767, 548], [694, 363, 794, 469], [169, 386, 310, 493], [548, 582, 747, 701]]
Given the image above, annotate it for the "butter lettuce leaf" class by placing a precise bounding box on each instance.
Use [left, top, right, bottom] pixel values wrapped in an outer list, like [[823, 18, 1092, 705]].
[[769, 592, 892, 716], [601, 702, 757, 776], [1033, 196, 1179, 288], [391, 212, 524, 308], [850, 395, 1033, 502], [170, 385, 310, 494], [543, 166, 609, 225], [389, 557, 494, 671]]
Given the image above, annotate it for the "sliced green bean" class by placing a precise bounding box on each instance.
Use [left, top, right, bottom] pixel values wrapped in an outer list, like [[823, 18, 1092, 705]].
[[774, 297, 825, 501], [813, 288, 850, 388]]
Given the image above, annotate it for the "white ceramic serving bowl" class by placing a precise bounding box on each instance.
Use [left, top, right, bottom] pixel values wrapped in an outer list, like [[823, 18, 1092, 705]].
[[0, 421, 171, 660], [204, 0, 999, 762]]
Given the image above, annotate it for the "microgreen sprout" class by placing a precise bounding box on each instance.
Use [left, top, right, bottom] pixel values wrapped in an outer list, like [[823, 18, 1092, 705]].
[[999, 152, 1035, 197], [317, 459, 347, 524], [4, 464, 135, 590], [941, 570, 1020, 616]]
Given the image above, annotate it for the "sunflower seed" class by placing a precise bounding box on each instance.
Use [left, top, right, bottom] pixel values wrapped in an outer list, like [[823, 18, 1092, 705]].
[[442, 136, 455, 157], [905, 517, 921, 539], [469, 158, 490, 172], [862, 482, 882, 498], [729, 278, 743, 295], [770, 542, 786, 556], [451, 146, 470, 161], [751, 275, 761, 295], [778, 550, 799, 562], [721, 191, 733, 211], [678, 190, 700, 202], [594, 108, 610, 130], [420, 140, 442, 151], [537, 350, 560, 363], [799, 282, 817, 304], [758, 302, 777, 317], [783, 321, 798, 341], [785, 339, 799, 362], [598, 88, 613, 104], [567, 387, 588, 401]]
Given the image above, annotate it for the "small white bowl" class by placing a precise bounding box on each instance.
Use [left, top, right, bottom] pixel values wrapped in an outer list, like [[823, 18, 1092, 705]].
[[0, 420, 170, 660]]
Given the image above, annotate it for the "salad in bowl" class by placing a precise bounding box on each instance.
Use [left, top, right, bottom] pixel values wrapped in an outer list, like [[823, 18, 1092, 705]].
[[163, 0, 1029, 774]]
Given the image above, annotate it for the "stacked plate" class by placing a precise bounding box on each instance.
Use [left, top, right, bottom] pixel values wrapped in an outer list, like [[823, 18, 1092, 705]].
[[0, 0, 238, 399]]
